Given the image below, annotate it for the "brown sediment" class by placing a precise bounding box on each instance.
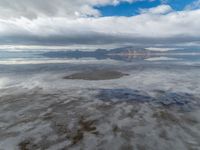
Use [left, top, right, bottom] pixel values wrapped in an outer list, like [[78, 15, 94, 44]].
[[159, 129, 169, 140], [63, 70, 129, 80], [19, 140, 30, 150], [71, 116, 98, 145], [71, 129, 84, 145], [152, 110, 179, 124], [112, 125, 120, 134], [18, 140, 37, 150], [136, 144, 147, 150]]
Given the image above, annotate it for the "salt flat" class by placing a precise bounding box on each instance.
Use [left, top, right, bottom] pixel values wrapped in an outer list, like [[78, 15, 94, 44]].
[[0, 57, 200, 150]]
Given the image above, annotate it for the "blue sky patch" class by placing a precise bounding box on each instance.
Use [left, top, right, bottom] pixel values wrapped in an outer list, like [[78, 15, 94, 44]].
[[96, 0, 197, 17], [166, 0, 196, 10]]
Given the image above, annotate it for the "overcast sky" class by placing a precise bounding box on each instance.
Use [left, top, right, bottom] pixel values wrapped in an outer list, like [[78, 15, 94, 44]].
[[0, 0, 200, 48]]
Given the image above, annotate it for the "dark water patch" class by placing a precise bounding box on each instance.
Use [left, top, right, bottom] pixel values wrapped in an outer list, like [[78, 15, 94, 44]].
[[95, 88, 199, 109], [63, 70, 128, 80], [96, 88, 153, 102], [153, 90, 200, 111], [154, 90, 193, 106]]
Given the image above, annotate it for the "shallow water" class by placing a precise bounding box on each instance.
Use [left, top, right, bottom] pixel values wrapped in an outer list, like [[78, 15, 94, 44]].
[[0, 50, 200, 150]]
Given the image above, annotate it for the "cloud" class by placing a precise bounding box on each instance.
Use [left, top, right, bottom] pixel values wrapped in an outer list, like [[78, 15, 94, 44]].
[[140, 5, 173, 14], [0, 0, 147, 19], [185, 0, 200, 10], [0, 1, 199, 47]]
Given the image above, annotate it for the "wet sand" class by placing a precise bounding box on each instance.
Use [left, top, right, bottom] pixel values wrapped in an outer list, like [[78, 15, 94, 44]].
[[63, 70, 129, 80]]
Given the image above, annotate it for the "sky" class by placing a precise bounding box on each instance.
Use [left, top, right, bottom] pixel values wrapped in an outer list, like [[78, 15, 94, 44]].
[[0, 0, 200, 49]]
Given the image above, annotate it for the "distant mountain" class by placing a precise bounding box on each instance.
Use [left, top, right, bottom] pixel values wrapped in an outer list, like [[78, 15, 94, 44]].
[[41, 46, 200, 62]]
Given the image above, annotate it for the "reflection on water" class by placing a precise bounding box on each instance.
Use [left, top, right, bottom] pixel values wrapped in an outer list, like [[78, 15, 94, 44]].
[[41, 47, 200, 63], [1, 47, 200, 64], [0, 47, 200, 150]]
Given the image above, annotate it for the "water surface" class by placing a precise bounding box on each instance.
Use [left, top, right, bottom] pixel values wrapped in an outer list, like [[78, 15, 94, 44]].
[[0, 49, 200, 150]]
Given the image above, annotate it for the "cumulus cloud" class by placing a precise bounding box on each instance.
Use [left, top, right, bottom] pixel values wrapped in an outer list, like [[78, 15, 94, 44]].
[[0, 0, 199, 47], [0, 0, 147, 19], [140, 5, 173, 14]]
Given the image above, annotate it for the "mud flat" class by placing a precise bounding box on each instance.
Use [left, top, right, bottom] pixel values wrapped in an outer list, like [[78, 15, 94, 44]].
[[63, 70, 129, 80]]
